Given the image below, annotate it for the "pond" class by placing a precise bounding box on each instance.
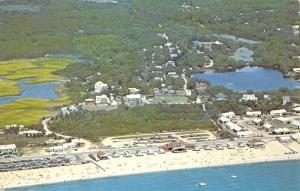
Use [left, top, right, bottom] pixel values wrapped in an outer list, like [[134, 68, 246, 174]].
[[231, 47, 254, 62], [210, 33, 261, 44], [0, 78, 60, 104], [0, 5, 40, 12], [192, 67, 300, 92]]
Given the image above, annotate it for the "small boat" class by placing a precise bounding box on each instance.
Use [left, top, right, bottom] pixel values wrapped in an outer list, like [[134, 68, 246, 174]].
[[198, 182, 207, 187], [231, 175, 237, 179]]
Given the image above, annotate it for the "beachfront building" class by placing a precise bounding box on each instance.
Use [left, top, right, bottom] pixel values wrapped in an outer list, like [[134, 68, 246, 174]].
[[0, 144, 18, 158], [270, 109, 287, 116], [247, 140, 265, 148], [220, 111, 235, 119], [240, 94, 258, 102], [95, 95, 111, 106], [94, 81, 108, 94], [292, 133, 300, 142], [246, 111, 262, 117], [225, 121, 242, 132]]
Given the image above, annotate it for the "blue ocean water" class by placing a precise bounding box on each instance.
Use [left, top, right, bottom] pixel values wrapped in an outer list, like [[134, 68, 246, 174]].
[[0, 78, 60, 104], [192, 67, 300, 92], [10, 160, 300, 191]]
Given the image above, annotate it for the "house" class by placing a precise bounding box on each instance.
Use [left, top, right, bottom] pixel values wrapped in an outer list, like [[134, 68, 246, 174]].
[[195, 81, 208, 91], [246, 111, 262, 117], [270, 109, 287, 116], [282, 96, 291, 105], [124, 94, 144, 107], [278, 136, 291, 143], [275, 117, 290, 124], [166, 61, 176, 66], [220, 112, 235, 119], [167, 72, 179, 78], [263, 123, 273, 131], [225, 121, 242, 132], [240, 94, 258, 102], [272, 128, 291, 135], [154, 77, 163, 81], [253, 118, 263, 125], [19, 130, 43, 137], [95, 95, 111, 106], [94, 81, 108, 94], [214, 93, 227, 101], [0, 144, 18, 158]]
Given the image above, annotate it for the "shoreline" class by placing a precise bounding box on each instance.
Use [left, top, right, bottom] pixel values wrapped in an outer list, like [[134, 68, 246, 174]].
[[7, 157, 300, 190], [2, 140, 300, 190]]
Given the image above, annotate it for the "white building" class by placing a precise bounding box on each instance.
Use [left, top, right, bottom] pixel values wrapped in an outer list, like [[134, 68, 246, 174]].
[[128, 88, 141, 94], [167, 72, 179, 78], [94, 81, 108, 94], [246, 111, 262, 117], [270, 109, 287, 116], [19, 130, 43, 137], [293, 107, 300, 113], [95, 95, 111, 106], [291, 120, 300, 129], [219, 116, 230, 123], [241, 94, 258, 102], [220, 112, 235, 119], [272, 128, 291, 135], [124, 94, 144, 107], [275, 117, 290, 124], [0, 144, 18, 158], [292, 133, 300, 142], [225, 121, 242, 132]]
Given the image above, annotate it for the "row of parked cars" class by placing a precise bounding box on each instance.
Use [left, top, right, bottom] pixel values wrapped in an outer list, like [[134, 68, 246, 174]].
[[0, 156, 80, 172], [192, 142, 247, 151]]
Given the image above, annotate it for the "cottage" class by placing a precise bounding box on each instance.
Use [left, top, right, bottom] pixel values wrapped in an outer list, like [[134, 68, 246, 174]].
[[270, 109, 287, 116], [95, 95, 111, 106], [240, 94, 258, 102], [225, 121, 242, 132], [246, 111, 262, 117], [94, 81, 108, 94], [0, 144, 18, 158]]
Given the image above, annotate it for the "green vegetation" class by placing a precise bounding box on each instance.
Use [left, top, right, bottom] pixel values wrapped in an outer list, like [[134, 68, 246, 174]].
[[49, 104, 214, 141], [0, 96, 70, 128], [0, 58, 76, 127], [0, 0, 298, 102]]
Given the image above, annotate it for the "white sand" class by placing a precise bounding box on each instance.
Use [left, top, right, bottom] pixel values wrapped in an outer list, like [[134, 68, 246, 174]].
[[1, 140, 300, 189]]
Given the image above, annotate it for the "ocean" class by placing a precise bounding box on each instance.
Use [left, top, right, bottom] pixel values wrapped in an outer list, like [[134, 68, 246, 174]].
[[9, 160, 300, 191]]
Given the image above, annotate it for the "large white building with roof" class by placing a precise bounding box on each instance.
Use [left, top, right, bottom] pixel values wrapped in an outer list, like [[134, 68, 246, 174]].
[[94, 81, 108, 94]]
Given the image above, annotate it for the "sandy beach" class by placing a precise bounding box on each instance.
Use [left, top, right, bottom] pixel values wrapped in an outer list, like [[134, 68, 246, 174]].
[[1, 140, 300, 190]]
